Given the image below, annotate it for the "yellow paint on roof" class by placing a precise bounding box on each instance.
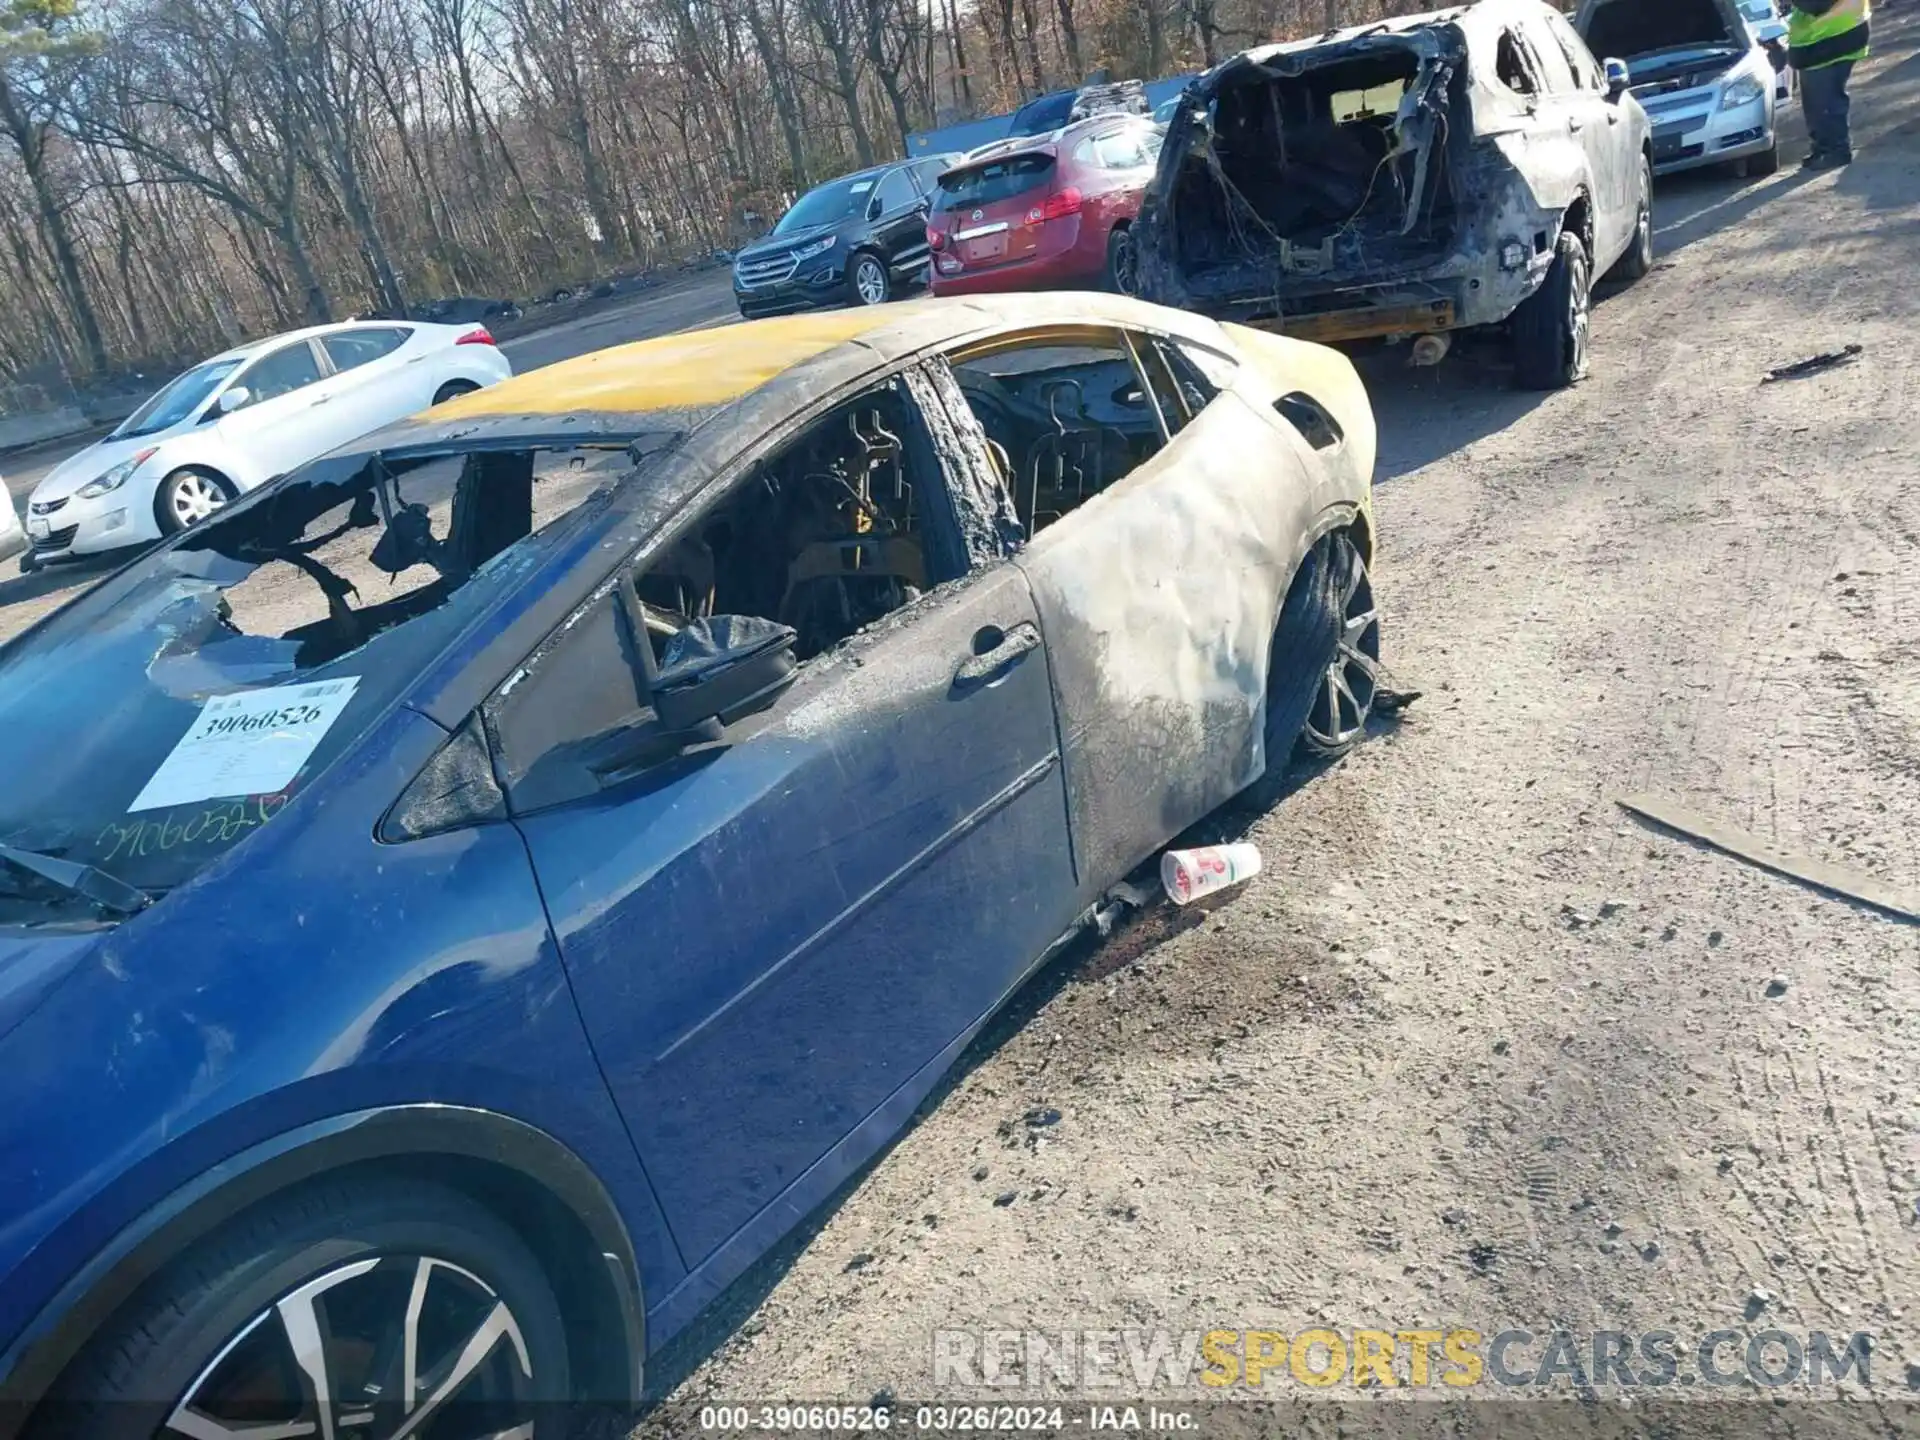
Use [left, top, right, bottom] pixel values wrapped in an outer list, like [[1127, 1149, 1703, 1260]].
[[433, 309, 902, 421]]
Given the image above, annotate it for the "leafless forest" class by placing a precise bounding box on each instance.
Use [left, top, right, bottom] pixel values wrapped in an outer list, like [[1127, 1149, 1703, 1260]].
[[0, 0, 1409, 400]]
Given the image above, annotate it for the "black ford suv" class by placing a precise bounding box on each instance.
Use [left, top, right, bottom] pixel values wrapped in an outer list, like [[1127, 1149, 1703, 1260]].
[[733, 157, 962, 318]]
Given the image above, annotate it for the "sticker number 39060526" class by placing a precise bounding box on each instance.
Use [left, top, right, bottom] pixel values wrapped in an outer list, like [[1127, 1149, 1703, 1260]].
[[129, 678, 361, 814]]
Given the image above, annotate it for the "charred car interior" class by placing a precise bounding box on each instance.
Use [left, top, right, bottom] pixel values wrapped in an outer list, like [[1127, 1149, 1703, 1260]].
[[208, 445, 623, 673], [1160, 40, 1463, 293], [949, 329, 1213, 536], [485, 330, 1231, 815], [634, 381, 958, 663], [1136, 0, 1654, 389], [487, 378, 980, 811], [0, 438, 634, 905]]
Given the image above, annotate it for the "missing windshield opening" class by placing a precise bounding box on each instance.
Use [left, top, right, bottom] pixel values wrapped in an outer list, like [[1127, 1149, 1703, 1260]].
[[177, 444, 630, 678]]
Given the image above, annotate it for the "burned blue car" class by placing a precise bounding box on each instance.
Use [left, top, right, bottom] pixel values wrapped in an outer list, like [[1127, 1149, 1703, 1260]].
[[0, 294, 1379, 1439]]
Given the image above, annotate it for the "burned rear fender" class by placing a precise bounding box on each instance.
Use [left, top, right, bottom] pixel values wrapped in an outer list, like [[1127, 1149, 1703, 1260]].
[[1012, 387, 1358, 898], [1132, 180, 1187, 310], [1449, 131, 1591, 320], [1221, 326, 1377, 498]]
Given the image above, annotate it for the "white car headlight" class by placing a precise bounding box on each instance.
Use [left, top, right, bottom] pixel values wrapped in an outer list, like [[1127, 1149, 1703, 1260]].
[[1720, 72, 1767, 109], [77, 447, 158, 499], [792, 234, 838, 260]]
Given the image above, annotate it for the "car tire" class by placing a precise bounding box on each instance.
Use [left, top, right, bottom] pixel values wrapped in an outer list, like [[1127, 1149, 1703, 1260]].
[[1511, 229, 1591, 390], [1609, 156, 1655, 282], [153, 468, 236, 536], [1239, 530, 1380, 809], [848, 252, 891, 307], [432, 379, 481, 405], [1104, 225, 1139, 296], [34, 1177, 571, 1440], [1743, 140, 1781, 177]]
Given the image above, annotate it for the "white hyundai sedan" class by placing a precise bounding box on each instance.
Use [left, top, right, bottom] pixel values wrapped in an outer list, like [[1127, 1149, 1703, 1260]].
[[21, 320, 512, 571], [0, 476, 24, 566]]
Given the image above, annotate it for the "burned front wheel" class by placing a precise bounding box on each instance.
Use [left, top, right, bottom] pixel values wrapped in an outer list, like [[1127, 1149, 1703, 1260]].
[[1511, 229, 1591, 390]]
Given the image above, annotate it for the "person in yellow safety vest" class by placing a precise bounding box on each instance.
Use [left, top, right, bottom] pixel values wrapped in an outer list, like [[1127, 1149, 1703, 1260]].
[[1768, 0, 1870, 168]]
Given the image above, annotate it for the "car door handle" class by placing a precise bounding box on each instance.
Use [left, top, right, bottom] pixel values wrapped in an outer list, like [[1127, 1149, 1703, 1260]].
[[1568, 116, 1585, 132], [954, 621, 1040, 687], [309, 394, 332, 405]]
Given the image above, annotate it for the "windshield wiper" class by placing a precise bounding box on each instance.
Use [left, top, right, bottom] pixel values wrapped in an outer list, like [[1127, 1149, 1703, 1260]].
[[0, 843, 153, 917]]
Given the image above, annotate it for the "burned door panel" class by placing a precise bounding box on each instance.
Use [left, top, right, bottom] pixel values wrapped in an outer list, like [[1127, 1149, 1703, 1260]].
[[1012, 390, 1346, 897], [520, 560, 1075, 1264]]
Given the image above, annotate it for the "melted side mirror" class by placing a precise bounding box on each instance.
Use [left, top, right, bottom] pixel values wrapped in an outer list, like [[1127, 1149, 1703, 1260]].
[[652, 615, 798, 732]]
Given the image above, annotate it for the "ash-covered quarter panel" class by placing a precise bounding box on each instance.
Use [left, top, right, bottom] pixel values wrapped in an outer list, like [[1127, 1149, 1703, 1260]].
[[1013, 389, 1350, 895]]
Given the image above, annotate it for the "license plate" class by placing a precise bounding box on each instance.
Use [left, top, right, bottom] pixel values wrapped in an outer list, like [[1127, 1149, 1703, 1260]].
[[963, 234, 1007, 262], [28, 516, 48, 540], [1652, 133, 1686, 158]]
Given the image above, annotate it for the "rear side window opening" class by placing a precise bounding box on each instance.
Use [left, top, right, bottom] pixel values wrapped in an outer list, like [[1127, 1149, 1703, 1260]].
[[947, 328, 1179, 539], [936, 155, 1056, 211]]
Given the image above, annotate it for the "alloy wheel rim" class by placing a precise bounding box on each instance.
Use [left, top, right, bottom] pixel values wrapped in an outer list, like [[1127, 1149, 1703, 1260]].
[[856, 259, 886, 305], [1112, 233, 1138, 295], [1303, 549, 1380, 750], [172, 474, 226, 526], [1637, 166, 1651, 255], [165, 1255, 536, 1440], [1568, 251, 1591, 376]]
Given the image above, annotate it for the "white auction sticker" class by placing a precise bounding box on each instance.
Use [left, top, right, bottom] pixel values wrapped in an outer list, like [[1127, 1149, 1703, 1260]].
[[129, 678, 361, 813]]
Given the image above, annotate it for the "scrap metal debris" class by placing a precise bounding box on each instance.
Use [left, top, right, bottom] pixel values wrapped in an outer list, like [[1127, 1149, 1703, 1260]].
[[1374, 681, 1423, 715], [1762, 344, 1863, 383], [1617, 793, 1920, 922]]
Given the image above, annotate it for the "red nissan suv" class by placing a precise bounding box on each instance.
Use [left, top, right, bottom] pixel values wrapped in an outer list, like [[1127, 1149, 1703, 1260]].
[[927, 115, 1164, 297]]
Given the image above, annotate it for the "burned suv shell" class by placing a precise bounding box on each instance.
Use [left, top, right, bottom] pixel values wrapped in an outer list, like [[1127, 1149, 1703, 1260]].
[[1135, 0, 1653, 386]]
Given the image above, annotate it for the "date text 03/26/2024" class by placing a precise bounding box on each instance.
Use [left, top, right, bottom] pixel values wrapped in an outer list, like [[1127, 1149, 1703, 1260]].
[[697, 1405, 1196, 1432]]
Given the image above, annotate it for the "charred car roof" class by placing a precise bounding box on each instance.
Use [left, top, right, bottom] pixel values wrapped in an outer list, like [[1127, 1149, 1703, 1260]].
[[348, 293, 1238, 461]]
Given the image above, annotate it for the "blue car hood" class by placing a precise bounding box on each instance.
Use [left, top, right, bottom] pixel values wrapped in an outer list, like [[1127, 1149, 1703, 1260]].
[[0, 929, 103, 1047]]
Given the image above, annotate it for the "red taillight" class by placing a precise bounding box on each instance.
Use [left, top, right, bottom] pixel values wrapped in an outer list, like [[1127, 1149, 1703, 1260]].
[[927, 225, 948, 250], [455, 326, 496, 346], [1027, 187, 1084, 224]]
